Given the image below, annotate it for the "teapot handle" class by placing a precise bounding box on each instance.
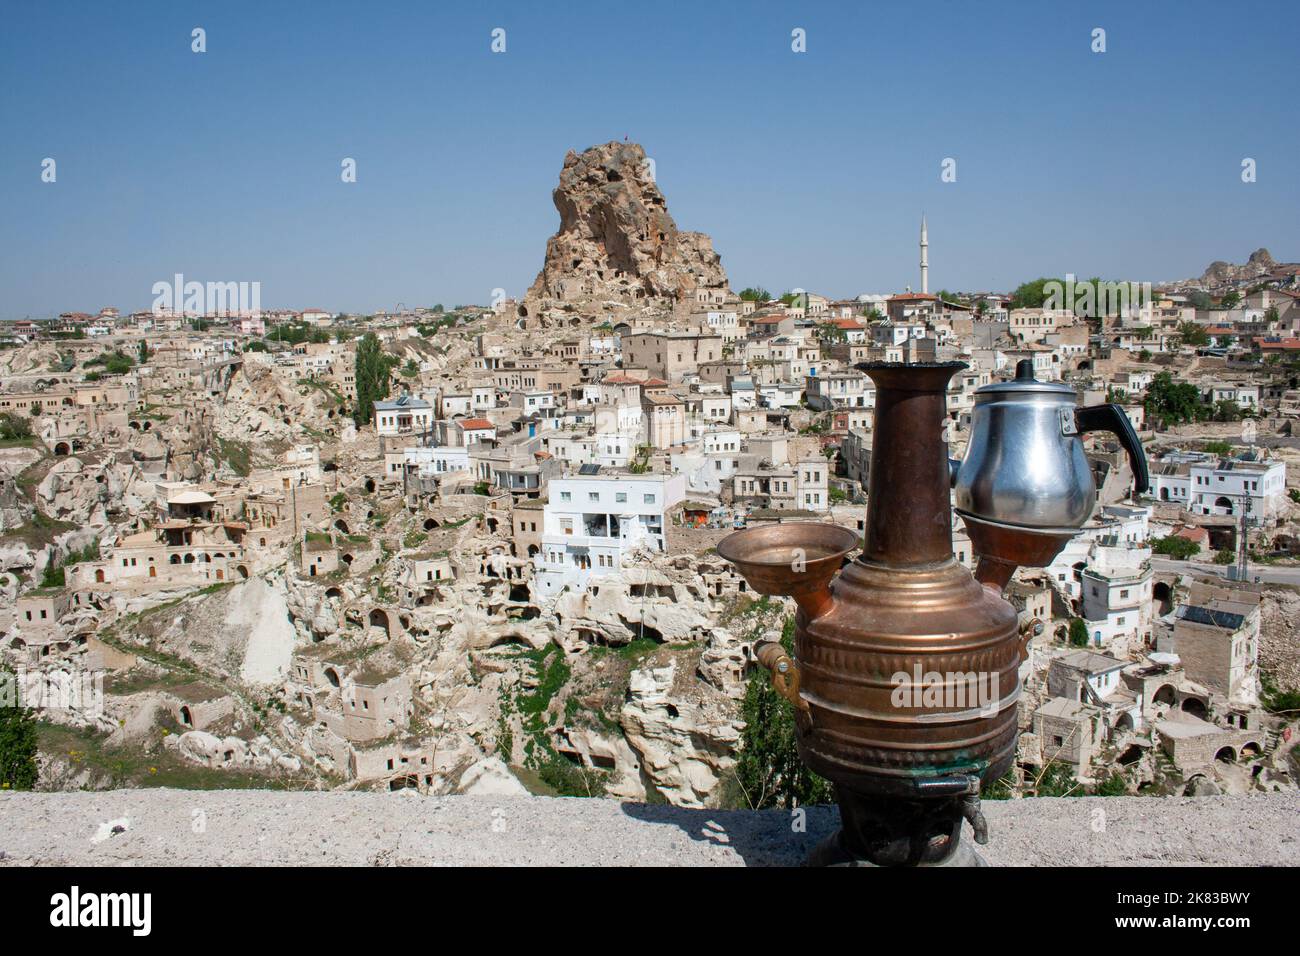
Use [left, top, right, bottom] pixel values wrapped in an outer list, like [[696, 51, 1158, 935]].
[[1075, 403, 1149, 495]]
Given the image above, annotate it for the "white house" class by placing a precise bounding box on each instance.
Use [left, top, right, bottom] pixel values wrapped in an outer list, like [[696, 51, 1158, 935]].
[[374, 395, 434, 437], [1152, 451, 1287, 521], [531, 472, 686, 600], [1080, 544, 1154, 648]]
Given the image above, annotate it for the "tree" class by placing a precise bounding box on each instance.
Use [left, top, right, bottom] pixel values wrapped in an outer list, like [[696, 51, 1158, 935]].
[[1178, 322, 1209, 347], [0, 413, 32, 441], [1138, 348, 1153, 363], [728, 617, 834, 809], [738, 287, 771, 302], [138, 339, 149, 364], [0, 664, 39, 791], [1144, 371, 1206, 427], [1220, 291, 1241, 309], [1153, 535, 1200, 560], [353, 333, 397, 426], [817, 322, 846, 344], [1068, 618, 1090, 647], [1212, 400, 1243, 423]]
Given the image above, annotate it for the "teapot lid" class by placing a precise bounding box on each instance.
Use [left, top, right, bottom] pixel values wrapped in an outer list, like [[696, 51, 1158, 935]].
[[976, 359, 1076, 396]]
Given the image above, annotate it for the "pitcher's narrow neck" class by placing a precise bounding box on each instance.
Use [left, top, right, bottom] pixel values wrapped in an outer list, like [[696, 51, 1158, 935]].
[[859, 362, 966, 566]]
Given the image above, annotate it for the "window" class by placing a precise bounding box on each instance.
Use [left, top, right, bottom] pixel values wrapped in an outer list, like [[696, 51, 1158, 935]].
[[644, 493, 656, 504], [588, 492, 599, 502], [560, 491, 571, 502]]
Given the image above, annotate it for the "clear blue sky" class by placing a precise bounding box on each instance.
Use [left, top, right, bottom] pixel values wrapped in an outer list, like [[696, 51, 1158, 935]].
[[1, 0, 1295, 318]]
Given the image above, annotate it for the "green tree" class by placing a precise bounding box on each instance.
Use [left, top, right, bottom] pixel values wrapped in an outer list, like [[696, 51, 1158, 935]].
[[1068, 618, 1091, 647], [1220, 291, 1241, 309], [816, 322, 847, 344], [738, 287, 771, 302], [1204, 440, 1233, 456], [138, 339, 149, 364], [1143, 371, 1206, 427], [728, 618, 834, 809], [1212, 400, 1243, 423], [0, 413, 32, 441], [1152, 535, 1200, 560], [0, 664, 39, 791], [1178, 322, 1210, 347], [353, 333, 397, 426]]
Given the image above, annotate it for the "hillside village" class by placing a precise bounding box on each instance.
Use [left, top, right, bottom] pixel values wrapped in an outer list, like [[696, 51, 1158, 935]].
[[3, 140, 1300, 807]]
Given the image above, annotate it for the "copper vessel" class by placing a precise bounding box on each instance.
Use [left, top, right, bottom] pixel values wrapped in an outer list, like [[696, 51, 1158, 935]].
[[719, 363, 1040, 866]]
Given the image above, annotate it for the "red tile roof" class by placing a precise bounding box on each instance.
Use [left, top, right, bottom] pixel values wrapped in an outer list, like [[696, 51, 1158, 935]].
[[459, 418, 495, 430]]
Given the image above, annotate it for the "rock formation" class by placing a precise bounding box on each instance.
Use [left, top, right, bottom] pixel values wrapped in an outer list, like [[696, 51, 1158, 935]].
[[520, 141, 729, 326], [1199, 248, 1284, 288]]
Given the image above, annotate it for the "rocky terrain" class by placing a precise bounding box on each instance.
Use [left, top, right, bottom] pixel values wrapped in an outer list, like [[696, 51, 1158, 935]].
[[520, 141, 729, 327], [1196, 247, 1298, 289]]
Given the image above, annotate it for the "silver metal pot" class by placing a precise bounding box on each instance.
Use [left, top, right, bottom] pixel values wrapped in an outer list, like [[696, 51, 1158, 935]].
[[952, 360, 1148, 531]]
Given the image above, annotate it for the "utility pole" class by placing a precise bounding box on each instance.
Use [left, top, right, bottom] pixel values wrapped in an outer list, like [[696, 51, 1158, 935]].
[[1233, 491, 1252, 582]]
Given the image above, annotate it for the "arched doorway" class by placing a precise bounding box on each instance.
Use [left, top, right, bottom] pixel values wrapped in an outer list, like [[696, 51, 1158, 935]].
[[1152, 684, 1176, 706], [179, 706, 193, 727], [94, 569, 105, 583], [53, 442, 70, 456], [1152, 582, 1173, 616], [1214, 496, 1234, 514], [1181, 697, 1208, 720], [368, 608, 390, 637]]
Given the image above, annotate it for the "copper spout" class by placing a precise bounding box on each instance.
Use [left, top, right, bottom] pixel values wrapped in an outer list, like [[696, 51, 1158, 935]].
[[753, 641, 809, 711], [716, 522, 858, 620]]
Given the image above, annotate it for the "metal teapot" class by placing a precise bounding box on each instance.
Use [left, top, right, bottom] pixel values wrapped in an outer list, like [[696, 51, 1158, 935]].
[[953, 359, 1149, 535]]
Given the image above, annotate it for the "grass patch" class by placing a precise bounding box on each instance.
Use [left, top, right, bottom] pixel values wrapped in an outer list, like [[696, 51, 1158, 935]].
[[216, 437, 252, 476], [36, 721, 311, 791]]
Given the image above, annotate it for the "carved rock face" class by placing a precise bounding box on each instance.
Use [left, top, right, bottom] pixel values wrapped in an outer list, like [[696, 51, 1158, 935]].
[[522, 141, 728, 322]]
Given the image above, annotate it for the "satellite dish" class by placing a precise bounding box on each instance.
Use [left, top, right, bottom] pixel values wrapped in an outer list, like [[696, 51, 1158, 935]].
[[1149, 652, 1180, 666]]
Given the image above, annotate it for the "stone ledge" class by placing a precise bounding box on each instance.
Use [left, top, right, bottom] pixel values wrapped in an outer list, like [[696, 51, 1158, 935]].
[[0, 790, 1295, 866]]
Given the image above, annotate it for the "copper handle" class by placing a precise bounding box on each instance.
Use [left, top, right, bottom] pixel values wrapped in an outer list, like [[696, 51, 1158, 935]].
[[755, 642, 808, 712], [1018, 618, 1044, 663]]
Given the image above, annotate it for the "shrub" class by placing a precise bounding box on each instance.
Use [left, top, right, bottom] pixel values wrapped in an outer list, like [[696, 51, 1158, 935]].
[[1152, 535, 1200, 560], [0, 665, 39, 790], [1068, 618, 1091, 647], [0, 413, 32, 441]]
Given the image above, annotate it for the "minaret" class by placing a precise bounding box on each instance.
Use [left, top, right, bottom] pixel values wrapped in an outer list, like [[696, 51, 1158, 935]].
[[919, 215, 929, 295]]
